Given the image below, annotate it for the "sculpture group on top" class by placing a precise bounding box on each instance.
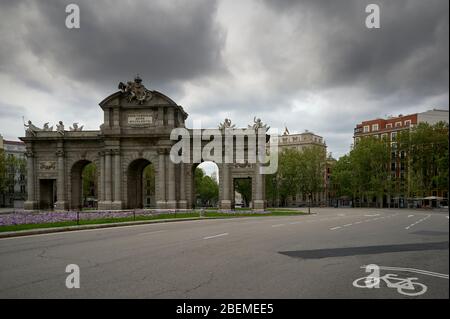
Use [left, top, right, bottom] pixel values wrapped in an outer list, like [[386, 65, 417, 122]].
[[118, 75, 153, 104], [24, 119, 84, 136]]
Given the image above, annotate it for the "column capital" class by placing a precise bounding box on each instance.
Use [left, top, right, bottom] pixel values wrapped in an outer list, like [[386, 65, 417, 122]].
[[55, 149, 64, 157], [112, 149, 121, 156], [25, 150, 34, 158]]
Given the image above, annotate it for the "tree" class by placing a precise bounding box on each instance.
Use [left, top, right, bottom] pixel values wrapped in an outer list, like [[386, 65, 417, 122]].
[[82, 163, 97, 202], [194, 167, 219, 207], [398, 121, 449, 199], [234, 178, 252, 207], [0, 150, 6, 205], [330, 154, 354, 199], [0, 152, 27, 206], [276, 148, 302, 206], [297, 146, 326, 213]]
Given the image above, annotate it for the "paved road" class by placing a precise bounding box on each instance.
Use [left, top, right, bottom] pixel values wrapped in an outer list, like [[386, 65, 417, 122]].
[[0, 208, 448, 298]]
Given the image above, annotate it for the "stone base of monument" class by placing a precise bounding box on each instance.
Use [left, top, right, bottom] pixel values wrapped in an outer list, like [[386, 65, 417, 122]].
[[97, 201, 112, 210], [178, 200, 188, 209], [220, 200, 232, 210], [111, 201, 123, 210], [156, 201, 167, 209], [166, 200, 177, 209], [24, 200, 38, 210], [54, 201, 68, 210], [252, 200, 266, 211]]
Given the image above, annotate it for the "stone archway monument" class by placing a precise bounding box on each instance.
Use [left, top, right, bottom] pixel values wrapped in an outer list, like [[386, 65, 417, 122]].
[[20, 76, 274, 211]]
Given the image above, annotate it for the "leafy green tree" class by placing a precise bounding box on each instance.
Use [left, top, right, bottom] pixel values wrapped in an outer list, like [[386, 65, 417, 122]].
[[82, 163, 97, 202], [0, 152, 27, 205], [0, 150, 6, 204], [397, 121, 449, 199], [234, 178, 252, 207], [330, 154, 354, 199], [297, 146, 326, 212], [194, 167, 219, 207], [277, 148, 302, 206]]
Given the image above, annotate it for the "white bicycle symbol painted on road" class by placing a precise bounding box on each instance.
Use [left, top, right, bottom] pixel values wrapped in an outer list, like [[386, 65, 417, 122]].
[[353, 264, 449, 297]]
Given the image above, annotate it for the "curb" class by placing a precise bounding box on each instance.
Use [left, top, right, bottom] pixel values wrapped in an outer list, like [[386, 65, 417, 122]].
[[0, 216, 217, 239]]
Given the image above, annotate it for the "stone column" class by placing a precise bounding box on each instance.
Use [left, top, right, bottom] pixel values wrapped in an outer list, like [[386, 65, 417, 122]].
[[177, 112, 185, 127], [24, 150, 37, 210], [167, 108, 175, 127], [99, 151, 104, 202], [178, 163, 187, 209], [156, 150, 166, 208], [103, 150, 112, 209], [55, 149, 67, 210], [112, 149, 122, 209], [158, 107, 164, 126], [253, 163, 265, 210], [220, 164, 231, 210], [166, 153, 176, 209]]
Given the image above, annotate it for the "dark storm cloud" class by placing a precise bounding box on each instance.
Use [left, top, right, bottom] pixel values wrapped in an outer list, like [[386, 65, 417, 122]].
[[0, 0, 448, 157], [1, 0, 226, 95], [262, 0, 449, 100]]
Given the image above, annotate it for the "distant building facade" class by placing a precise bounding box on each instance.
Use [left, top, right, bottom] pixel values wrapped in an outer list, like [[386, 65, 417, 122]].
[[353, 109, 449, 208], [0, 135, 27, 208], [353, 109, 448, 143]]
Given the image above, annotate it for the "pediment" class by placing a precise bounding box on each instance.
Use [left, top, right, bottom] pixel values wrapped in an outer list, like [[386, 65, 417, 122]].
[[99, 76, 187, 118]]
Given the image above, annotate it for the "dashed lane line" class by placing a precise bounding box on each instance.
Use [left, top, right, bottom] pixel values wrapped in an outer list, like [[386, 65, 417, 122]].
[[203, 233, 229, 240], [405, 215, 431, 230]]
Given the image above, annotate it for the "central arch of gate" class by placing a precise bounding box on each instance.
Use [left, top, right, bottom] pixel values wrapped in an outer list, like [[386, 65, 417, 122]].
[[20, 77, 267, 211]]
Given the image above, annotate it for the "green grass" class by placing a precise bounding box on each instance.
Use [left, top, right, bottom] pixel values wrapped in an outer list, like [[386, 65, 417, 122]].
[[0, 210, 306, 233]]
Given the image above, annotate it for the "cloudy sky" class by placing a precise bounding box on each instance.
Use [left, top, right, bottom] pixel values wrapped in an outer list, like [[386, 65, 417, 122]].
[[0, 0, 448, 160]]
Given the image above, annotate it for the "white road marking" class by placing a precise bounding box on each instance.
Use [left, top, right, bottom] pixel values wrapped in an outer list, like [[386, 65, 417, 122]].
[[137, 230, 166, 236], [374, 266, 449, 279], [343, 223, 353, 227], [405, 215, 431, 230], [203, 232, 229, 240], [408, 215, 414, 218], [354, 221, 362, 224], [271, 224, 285, 227], [330, 226, 341, 230], [364, 214, 380, 217]]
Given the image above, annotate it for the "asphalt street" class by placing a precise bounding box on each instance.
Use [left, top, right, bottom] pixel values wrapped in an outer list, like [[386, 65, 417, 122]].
[[0, 208, 448, 298]]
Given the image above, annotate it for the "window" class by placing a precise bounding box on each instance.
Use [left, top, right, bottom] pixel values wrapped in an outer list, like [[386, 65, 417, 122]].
[[20, 185, 26, 193], [405, 120, 411, 127], [391, 132, 397, 140], [372, 124, 379, 131], [363, 125, 370, 133], [391, 162, 396, 171], [386, 123, 392, 129], [395, 121, 402, 127], [381, 133, 388, 140]]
